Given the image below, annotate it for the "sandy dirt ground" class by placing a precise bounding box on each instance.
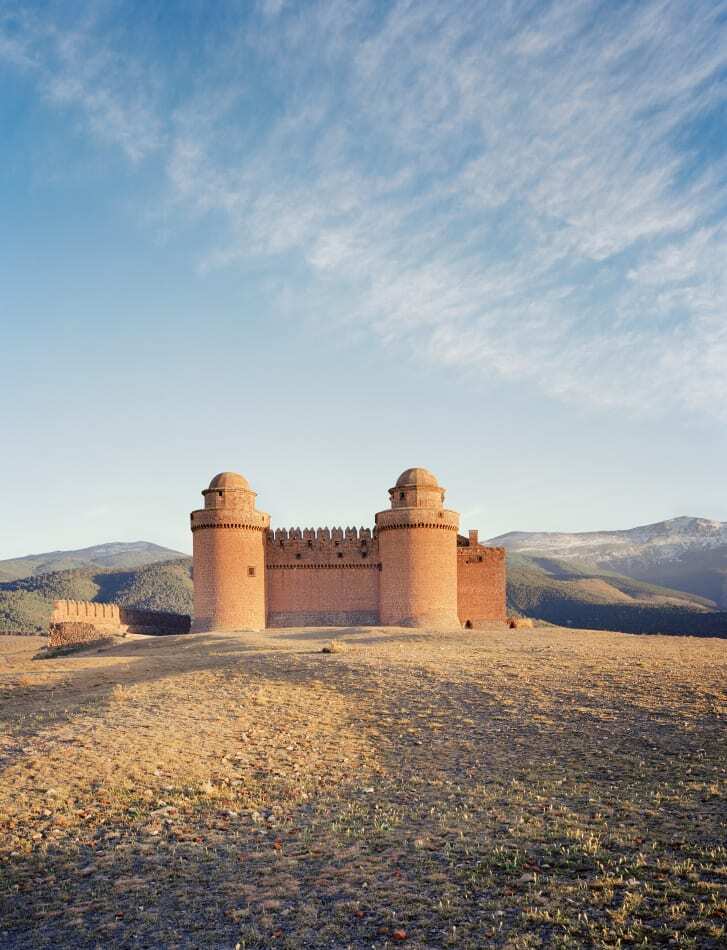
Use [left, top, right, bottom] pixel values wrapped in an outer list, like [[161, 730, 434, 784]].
[[0, 624, 725, 948]]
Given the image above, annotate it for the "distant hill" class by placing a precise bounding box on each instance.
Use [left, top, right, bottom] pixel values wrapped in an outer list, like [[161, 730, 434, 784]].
[[0, 558, 193, 634], [0, 541, 189, 583], [490, 516, 727, 607], [506, 554, 727, 636]]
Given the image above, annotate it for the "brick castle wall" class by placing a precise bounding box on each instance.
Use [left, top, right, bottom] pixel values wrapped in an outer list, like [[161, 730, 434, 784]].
[[263, 526, 506, 627], [266, 527, 380, 626], [193, 525, 507, 629], [457, 545, 507, 626]]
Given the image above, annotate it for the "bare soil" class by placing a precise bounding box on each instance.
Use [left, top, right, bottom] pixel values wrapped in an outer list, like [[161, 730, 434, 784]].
[[0, 625, 725, 948]]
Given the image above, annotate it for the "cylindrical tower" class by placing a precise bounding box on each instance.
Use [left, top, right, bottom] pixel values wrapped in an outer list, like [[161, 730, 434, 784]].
[[190, 472, 270, 632], [376, 467, 460, 628]]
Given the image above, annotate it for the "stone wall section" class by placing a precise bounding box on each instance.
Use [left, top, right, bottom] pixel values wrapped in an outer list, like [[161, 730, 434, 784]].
[[456, 543, 507, 626], [50, 600, 191, 645], [48, 621, 108, 649], [51, 600, 125, 633], [265, 527, 380, 625]]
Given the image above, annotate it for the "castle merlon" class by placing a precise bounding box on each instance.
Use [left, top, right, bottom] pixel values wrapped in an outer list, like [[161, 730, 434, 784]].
[[267, 526, 374, 546]]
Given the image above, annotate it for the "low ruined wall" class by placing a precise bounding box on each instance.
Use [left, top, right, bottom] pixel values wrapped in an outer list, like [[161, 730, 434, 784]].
[[51, 600, 124, 633], [48, 622, 111, 649], [457, 546, 507, 626], [50, 600, 191, 644]]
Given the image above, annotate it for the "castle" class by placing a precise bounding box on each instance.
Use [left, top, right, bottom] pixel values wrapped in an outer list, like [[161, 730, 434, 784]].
[[190, 467, 506, 632]]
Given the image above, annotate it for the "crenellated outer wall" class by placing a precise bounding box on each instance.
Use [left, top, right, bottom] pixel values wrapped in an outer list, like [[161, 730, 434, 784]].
[[265, 527, 380, 626], [262, 525, 506, 628]]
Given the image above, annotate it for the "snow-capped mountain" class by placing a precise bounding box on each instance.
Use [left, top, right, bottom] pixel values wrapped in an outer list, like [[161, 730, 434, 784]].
[[488, 517, 727, 606]]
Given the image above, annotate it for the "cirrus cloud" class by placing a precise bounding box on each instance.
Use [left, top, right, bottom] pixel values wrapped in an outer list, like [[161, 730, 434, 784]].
[[2, 0, 726, 416]]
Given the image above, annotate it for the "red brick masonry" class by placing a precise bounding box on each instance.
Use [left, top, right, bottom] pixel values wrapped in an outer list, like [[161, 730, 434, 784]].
[[192, 469, 507, 631], [48, 621, 104, 648]]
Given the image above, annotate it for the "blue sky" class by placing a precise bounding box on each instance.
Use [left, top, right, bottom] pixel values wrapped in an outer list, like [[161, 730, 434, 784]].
[[1, 0, 726, 559]]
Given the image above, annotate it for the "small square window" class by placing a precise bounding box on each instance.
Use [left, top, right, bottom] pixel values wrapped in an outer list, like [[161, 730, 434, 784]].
[[399, 491, 405, 500], [337, 552, 343, 559], [247, 566, 256, 577]]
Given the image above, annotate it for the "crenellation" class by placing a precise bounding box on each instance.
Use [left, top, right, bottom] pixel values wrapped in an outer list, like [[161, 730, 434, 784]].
[[265, 527, 376, 558]]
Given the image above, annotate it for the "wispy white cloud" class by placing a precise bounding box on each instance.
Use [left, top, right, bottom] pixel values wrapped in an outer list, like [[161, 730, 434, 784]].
[[259, 0, 289, 18], [2, 0, 726, 416], [0, 6, 162, 161]]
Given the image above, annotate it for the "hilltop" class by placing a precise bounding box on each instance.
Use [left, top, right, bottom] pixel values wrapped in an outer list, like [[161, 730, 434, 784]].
[[1, 625, 724, 948]]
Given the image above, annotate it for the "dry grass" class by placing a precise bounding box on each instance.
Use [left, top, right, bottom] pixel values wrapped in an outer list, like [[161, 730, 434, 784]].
[[110, 683, 133, 703], [0, 626, 725, 949], [321, 639, 347, 654]]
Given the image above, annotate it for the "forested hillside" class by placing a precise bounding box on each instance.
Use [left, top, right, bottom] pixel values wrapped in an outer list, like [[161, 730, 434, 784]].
[[506, 554, 727, 636], [0, 559, 193, 634]]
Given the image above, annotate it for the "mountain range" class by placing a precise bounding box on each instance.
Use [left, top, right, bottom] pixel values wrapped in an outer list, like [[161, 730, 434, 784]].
[[0, 541, 187, 584], [1, 522, 726, 636], [487, 516, 727, 607]]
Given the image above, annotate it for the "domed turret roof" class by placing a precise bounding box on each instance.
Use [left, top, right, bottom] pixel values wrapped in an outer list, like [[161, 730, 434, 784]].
[[208, 471, 250, 491], [395, 467, 440, 488]]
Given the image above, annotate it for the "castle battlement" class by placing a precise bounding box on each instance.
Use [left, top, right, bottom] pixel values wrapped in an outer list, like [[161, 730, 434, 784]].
[[190, 467, 507, 631], [268, 526, 374, 546]]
